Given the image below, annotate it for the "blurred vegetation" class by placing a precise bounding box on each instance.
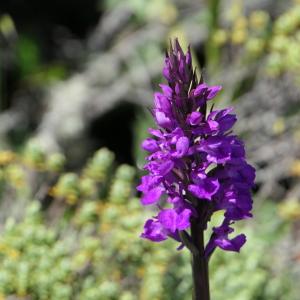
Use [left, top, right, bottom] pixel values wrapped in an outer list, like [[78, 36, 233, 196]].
[[1, 0, 300, 299], [0, 146, 298, 300], [210, 0, 300, 79]]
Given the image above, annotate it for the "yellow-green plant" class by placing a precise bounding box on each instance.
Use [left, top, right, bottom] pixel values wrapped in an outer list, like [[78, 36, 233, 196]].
[[210, 0, 300, 81], [0, 146, 298, 299]]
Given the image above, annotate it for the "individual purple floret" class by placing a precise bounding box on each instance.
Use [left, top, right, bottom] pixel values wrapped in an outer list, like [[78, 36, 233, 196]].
[[137, 39, 255, 257]]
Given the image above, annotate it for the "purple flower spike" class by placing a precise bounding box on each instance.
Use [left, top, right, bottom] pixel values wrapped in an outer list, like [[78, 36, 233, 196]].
[[137, 39, 255, 256]]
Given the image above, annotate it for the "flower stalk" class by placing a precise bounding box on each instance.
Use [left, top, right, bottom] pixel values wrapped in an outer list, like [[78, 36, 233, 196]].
[[191, 221, 210, 300]]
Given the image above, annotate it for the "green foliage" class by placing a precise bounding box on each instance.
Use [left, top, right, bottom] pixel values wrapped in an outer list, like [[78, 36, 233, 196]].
[[266, 2, 300, 78], [15, 35, 67, 86], [209, 0, 300, 81], [210, 204, 297, 300], [16, 35, 41, 77], [0, 146, 298, 299], [83, 148, 115, 182]]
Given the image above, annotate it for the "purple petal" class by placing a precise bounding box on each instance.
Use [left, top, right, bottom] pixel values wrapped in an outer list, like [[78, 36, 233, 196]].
[[207, 85, 222, 100], [185, 46, 192, 66], [205, 220, 247, 256], [176, 209, 192, 230], [158, 209, 178, 232], [148, 128, 163, 138], [158, 208, 192, 233], [142, 138, 159, 152], [154, 93, 171, 113], [187, 111, 202, 126], [141, 219, 168, 242], [141, 186, 164, 205], [158, 160, 174, 176], [159, 84, 173, 98], [163, 58, 172, 81], [230, 139, 246, 160], [207, 120, 219, 131], [199, 136, 231, 164], [167, 196, 181, 203], [213, 108, 237, 132], [188, 177, 220, 200], [173, 136, 189, 158], [155, 111, 172, 128], [215, 234, 246, 252], [136, 175, 162, 192], [193, 83, 208, 97]]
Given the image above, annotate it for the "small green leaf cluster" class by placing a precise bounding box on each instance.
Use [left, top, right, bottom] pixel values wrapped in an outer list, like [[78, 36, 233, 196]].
[[0, 146, 298, 299], [211, 1, 300, 80]]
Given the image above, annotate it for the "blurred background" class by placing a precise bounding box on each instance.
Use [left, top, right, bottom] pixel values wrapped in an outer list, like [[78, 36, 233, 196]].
[[0, 0, 300, 299]]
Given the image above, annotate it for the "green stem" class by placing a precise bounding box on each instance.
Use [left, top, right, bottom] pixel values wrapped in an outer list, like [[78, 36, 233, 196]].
[[191, 220, 210, 300], [205, 0, 221, 74]]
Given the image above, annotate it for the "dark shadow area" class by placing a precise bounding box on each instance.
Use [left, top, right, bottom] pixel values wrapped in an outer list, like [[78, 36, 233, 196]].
[[88, 102, 139, 165], [0, 0, 100, 39]]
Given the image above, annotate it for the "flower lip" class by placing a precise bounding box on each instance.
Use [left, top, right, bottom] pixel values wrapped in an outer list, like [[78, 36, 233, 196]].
[[188, 176, 220, 201], [141, 186, 164, 205]]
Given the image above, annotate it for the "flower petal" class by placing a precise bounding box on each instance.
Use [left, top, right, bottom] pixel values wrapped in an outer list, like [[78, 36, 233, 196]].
[[173, 136, 189, 158], [158, 209, 177, 232], [142, 138, 159, 152], [187, 111, 202, 126], [141, 219, 168, 242], [188, 178, 219, 200], [207, 85, 222, 100], [141, 186, 164, 205]]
